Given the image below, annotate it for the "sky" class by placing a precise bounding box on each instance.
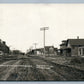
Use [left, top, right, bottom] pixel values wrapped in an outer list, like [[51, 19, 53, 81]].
[[0, 4, 84, 52]]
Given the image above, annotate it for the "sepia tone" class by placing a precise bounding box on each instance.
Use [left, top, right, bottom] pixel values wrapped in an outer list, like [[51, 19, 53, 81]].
[[0, 4, 84, 81]]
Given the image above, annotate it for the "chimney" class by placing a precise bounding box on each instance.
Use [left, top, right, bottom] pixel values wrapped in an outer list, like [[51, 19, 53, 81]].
[[77, 36, 79, 39]]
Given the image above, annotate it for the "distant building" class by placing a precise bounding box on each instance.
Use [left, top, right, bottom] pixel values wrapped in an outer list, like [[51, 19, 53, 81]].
[[45, 46, 55, 54], [32, 46, 58, 56], [60, 37, 84, 56]]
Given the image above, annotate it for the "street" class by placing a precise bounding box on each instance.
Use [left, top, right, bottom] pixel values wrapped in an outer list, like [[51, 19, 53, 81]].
[[0, 55, 84, 81]]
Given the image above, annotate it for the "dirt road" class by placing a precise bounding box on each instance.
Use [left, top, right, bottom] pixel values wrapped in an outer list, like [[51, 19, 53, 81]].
[[0, 55, 84, 81]]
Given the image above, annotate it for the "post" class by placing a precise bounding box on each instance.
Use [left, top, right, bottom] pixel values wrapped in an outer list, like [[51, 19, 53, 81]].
[[33, 43, 37, 49], [33, 43, 37, 55], [40, 27, 49, 56]]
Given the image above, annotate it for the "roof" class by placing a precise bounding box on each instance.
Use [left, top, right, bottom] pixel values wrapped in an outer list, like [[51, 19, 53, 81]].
[[62, 40, 67, 42], [45, 46, 54, 48], [60, 43, 66, 46], [67, 39, 84, 46], [44, 46, 54, 51]]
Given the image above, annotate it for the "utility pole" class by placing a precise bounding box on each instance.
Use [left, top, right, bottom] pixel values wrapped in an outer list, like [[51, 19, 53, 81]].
[[33, 43, 38, 55], [40, 27, 49, 56], [33, 43, 37, 49]]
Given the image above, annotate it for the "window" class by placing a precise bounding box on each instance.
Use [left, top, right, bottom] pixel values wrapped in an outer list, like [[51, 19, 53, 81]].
[[79, 48, 81, 55], [83, 48, 84, 55]]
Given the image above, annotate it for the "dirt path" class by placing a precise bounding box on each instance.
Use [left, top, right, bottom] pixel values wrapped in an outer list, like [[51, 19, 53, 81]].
[[26, 57, 67, 80], [0, 60, 21, 80], [0, 56, 84, 81], [0, 60, 17, 65]]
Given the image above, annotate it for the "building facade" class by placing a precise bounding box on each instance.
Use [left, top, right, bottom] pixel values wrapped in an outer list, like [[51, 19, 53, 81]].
[[60, 38, 84, 56]]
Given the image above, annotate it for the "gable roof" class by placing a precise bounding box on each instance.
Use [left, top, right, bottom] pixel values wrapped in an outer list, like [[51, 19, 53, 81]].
[[67, 39, 84, 46], [60, 40, 67, 46], [60, 43, 67, 46], [62, 40, 67, 42], [45, 46, 54, 48]]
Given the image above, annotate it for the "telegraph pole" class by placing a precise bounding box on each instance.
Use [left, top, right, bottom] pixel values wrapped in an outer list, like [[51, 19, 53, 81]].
[[33, 43, 37, 49], [33, 43, 38, 55], [40, 27, 49, 56]]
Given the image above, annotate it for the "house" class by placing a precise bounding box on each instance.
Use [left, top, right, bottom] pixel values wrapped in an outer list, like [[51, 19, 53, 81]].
[[44, 46, 57, 55], [60, 40, 67, 56], [60, 37, 84, 56], [31, 46, 58, 56], [33, 48, 42, 55]]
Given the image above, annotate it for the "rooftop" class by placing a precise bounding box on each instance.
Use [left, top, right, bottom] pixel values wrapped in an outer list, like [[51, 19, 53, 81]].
[[67, 39, 84, 46]]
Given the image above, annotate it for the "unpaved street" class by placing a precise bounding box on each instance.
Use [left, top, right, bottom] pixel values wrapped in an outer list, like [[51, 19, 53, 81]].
[[0, 55, 84, 81]]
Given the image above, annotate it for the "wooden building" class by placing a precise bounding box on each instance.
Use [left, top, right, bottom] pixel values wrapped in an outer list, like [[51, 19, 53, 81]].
[[60, 37, 84, 56]]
